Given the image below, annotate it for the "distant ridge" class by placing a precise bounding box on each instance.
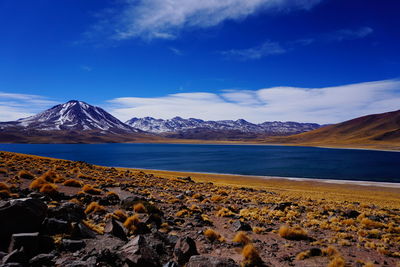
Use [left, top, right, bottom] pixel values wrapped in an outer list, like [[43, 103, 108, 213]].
[[126, 116, 322, 139], [269, 109, 400, 148]]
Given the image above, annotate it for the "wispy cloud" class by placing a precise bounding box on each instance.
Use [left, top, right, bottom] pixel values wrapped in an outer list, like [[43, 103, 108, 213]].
[[169, 47, 184, 56], [0, 92, 58, 121], [220, 41, 286, 60], [225, 26, 374, 60], [325, 26, 374, 42], [107, 79, 400, 124], [89, 0, 323, 40]]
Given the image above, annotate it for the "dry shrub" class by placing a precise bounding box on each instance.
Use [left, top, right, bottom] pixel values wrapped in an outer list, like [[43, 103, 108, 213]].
[[18, 170, 35, 179], [216, 207, 235, 217], [133, 203, 147, 213], [0, 168, 8, 174], [40, 170, 59, 183], [39, 183, 58, 195], [322, 246, 339, 257], [83, 219, 104, 234], [113, 209, 128, 222], [252, 226, 265, 234], [63, 179, 83, 187], [29, 178, 48, 190], [123, 214, 140, 230], [327, 256, 345, 267], [0, 182, 10, 191], [278, 225, 309, 240], [82, 184, 102, 195], [360, 218, 385, 229], [295, 248, 322, 260], [176, 209, 189, 217], [85, 202, 106, 214], [241, 244, 263, 267], [233, 231, 251, 245], [210, 195, 224, 202], [204, 228, 225, 242]]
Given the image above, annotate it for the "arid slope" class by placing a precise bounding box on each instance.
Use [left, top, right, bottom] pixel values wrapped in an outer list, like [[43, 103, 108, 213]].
[[266, 110, 400, 150]]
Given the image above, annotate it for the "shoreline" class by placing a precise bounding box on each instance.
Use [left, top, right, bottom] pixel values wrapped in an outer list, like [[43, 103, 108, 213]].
[[122, 166, 400, 189], [1, 150, 399, 189], [1, 140, 399, 152], [2, 150, 400, 208]]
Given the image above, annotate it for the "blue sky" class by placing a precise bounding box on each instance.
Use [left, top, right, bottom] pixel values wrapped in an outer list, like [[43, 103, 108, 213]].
[[0, 0, 399, 123]]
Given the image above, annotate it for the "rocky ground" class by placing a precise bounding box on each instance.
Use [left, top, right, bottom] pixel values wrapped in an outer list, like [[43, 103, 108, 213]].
[[0, 151, 399, 267]]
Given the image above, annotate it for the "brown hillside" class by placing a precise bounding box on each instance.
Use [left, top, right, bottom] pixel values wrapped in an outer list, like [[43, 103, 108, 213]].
[[267, 109, 400, 148]]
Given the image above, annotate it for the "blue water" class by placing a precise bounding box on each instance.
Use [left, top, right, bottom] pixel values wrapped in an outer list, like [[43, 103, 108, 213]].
[[0, 143, 399, 182]]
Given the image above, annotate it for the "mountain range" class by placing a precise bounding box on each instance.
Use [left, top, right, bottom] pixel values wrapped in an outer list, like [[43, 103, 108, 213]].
[[0, 100, 399, 150], [0, 100, 322, 142], [125, 117, 321, 139]]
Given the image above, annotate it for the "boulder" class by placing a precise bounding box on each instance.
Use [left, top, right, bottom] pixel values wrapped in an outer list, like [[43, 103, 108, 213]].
[[232, 221, 252, 232], [2, 248, 27, 265], [47, 202, 85, 222], [70, 222, 96, 239], [42, 218, 69, 235], [173, 237, 198, 265], [119, 235, 160, 267], [104, 218, 128, 241], [0, 198, 47, 251], [62, 239, 86, 252], [29, 253, 55, 267], [186, 255, 239, 267]]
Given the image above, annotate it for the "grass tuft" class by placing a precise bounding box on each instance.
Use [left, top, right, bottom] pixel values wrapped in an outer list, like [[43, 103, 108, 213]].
[[63, 179, 83, 187], [85, 201, 106, 214], [241, 244, 263, 267], [233, 231, 251, 245], [279, 225, 309, 240]]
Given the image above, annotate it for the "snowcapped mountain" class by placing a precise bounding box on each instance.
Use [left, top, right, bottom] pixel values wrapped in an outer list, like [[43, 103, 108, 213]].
[[0, 100, 136, 133], [125, 116, 321, 135]]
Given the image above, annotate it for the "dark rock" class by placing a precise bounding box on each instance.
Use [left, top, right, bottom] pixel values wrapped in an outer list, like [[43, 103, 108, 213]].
[[2, 248, 27, 265], [163, 262, 178, 267], [342, 210, 360, 219], [104, 218, 128, 241], [47, 202, 85, 222], [232, 221, 252, 232], [29, 253, 55, 267], [8, 232, 40, 258], [0, 251, 7, 260], [120, 195, 145, 210], [173, 237, 198, 265], [271, 202, 294, 211], [186, 255, 239, 267], [309, 248, 322, 257], [0, 198, 47, 251], [42, 218, 69, 235], [119, 235, 160, 267], [62, 239, 86, 252], [70, 222, 96, 239]]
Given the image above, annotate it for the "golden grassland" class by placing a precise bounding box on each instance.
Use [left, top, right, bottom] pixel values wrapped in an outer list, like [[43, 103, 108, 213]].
[[119, 168, 400, 209], [1, 150, 399, 266]]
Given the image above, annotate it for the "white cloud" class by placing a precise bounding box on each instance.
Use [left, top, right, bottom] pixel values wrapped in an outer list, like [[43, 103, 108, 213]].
[[107, 79, 400, 124], [325, 27, 374, 42], [0, 92, 58, 122], [93, 0, 322, 40], [221, 41, 286, 60]]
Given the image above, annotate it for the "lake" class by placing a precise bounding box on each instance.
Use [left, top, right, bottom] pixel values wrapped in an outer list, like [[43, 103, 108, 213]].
[[0, 143, 399, 183]]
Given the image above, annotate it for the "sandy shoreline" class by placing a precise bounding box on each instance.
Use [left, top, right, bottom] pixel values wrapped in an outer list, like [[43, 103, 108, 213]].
[[122, 167, 400, 188], [2, 150, 400, 208]]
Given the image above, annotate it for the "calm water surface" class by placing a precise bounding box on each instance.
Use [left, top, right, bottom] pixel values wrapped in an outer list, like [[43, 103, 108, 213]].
[[0, 143, 399, 182]]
